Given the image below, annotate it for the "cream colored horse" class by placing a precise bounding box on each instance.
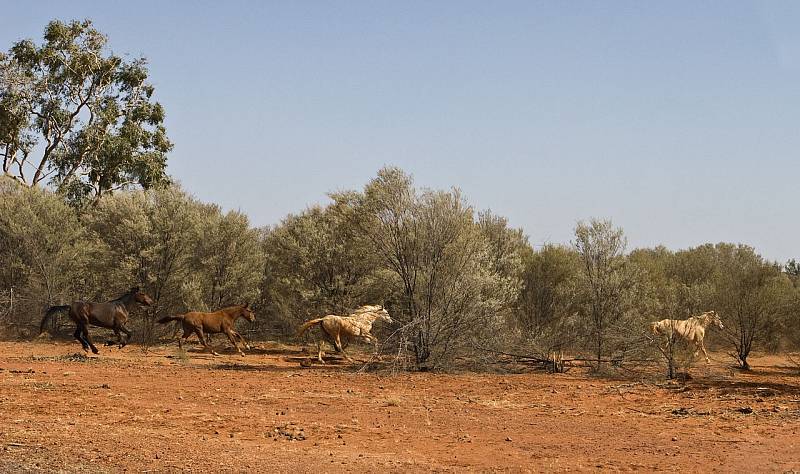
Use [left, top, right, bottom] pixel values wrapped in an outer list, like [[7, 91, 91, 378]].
[[297, 305, 393, 363], [650, 310, 724, 363]]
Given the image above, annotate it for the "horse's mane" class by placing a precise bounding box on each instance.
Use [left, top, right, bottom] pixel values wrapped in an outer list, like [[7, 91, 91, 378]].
[[352, 305, 382, 314], [111, 289, 135, 303], [686, 311, 717, 326]]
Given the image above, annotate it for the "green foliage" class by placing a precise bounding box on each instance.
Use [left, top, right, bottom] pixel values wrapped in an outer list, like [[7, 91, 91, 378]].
[[785, 259, 800, 279], [513, 244, 581, 355], [0, 182, 263, 343], [0, 19, 171, 202], [345, 168, 522, 369], [0, 177, 91, 334], [709, 244, 792, 369], [631, 243, 798, 371], [2, 163, 798, 374], [260, 199, 386, 334], [193, 205, 264, 310], [261, 167, 525, 369], [573, 219, 639, 367]]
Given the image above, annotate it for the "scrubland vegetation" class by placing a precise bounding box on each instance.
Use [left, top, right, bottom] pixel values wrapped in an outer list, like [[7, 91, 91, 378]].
[[2, 20, 799, 374]]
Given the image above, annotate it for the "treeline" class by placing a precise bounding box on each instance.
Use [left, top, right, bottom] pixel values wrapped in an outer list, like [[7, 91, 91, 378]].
[[2, 168, 799, 371]]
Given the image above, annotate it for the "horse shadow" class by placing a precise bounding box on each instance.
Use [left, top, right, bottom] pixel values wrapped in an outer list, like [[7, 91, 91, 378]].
[[686, 378, 800, 397], [176, 342, 364, 371], [209, 359, 348, 373]]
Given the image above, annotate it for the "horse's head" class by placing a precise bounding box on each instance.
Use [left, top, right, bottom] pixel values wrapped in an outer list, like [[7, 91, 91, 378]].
[[130, 287, 154, 306], [707, 310, 723, 329], [352, 305, 393, 323], [375, 305, 393, 324], [239, 302, 256, 322]]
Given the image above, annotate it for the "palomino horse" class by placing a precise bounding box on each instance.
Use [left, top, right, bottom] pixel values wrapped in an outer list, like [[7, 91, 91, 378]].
[[39, 287, 154, 354], [650, 310, 724, 363], [297, 305, 393, 363], [157, 304, 255, 356]]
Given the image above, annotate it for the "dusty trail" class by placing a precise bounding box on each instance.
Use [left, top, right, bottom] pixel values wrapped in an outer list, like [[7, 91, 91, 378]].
[[0, 341, 799, 472]]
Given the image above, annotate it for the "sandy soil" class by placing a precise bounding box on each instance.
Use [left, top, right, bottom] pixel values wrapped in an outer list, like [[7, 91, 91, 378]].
[[1, 340, 799, 473]]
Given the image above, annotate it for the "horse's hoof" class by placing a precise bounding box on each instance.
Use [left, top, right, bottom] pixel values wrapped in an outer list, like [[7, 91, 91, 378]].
[[92, 349, 100, 355]]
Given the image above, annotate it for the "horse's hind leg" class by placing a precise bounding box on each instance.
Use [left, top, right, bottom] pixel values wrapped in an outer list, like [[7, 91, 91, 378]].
[[178, 328, 192, 350], [317, 340, 326, 364]]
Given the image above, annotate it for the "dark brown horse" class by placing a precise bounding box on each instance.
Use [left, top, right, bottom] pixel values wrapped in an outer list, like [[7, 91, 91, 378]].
[[157, 304, 255, 356], [39, 287, 154, 354]]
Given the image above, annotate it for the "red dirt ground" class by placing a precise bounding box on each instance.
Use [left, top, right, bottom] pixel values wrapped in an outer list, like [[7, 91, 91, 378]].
[[1, 340, 799, 472]]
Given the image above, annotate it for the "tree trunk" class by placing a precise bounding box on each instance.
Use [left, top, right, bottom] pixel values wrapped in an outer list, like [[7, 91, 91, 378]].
[[414, 328, 430, 368], [739, 355, 750, 370]]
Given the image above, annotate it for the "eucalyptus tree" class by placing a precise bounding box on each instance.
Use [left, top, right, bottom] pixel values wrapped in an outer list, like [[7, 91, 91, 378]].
[[0, 19, 171, 202]]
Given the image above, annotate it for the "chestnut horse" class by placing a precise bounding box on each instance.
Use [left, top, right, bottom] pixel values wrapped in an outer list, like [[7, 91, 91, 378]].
[[39, 287, 153, 354], [157, 304, 255, 356]]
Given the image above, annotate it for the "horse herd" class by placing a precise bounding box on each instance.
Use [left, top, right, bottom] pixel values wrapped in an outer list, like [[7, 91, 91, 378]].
[[38, 287, 723, 364], [39, 287, 393, 363]]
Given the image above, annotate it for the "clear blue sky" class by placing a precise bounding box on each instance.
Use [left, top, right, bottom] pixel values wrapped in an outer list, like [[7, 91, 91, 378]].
[[3, 1, 799, 261]]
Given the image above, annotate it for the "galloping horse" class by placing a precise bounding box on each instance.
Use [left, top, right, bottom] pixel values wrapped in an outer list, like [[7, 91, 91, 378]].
[[297, 305, 393, 363], [40, 287, 154, 354], [157, 304, 255, 356], [650, 310, 724, 363]]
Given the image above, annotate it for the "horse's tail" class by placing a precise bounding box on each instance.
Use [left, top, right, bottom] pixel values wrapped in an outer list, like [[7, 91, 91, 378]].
[[296, 318, 324, 338], [157, 314, 185, 325], [40, 305, 71, 335]]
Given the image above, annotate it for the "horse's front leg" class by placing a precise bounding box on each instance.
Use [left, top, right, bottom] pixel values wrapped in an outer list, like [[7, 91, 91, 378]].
[[335, 334, 353, 362], [699, 340, 711, 363], [74, 326, 90, 352], [106, 327, 123, 348], [82, 324, 99, 354], [364, 334, 379, 354], [119, 325, 132, 348], [234, 331, 251, 351], [196, 328, 219, 356], [225, 330, 245, 357]]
